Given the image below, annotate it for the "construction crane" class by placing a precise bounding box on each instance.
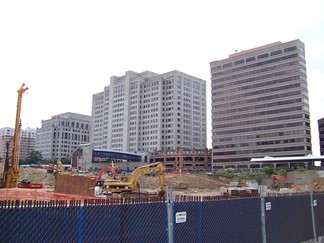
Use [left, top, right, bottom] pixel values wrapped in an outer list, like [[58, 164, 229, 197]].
[[1, 84, 28, 188]]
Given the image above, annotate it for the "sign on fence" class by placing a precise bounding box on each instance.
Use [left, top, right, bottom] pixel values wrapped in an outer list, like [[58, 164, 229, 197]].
[[266, 202, 271, 211], [176, 212, 187, 223]]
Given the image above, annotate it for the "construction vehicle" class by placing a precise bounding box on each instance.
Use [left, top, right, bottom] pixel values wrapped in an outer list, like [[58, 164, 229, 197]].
[[0, 84, 28, 188], [52, 159, 70, 175], [101, 162, 166, 197], [97, 165, 120, 180], [55, 159, 65, 174], [17, 180, 43, 189], [95, 164, 120, 188], [271, 175, 301, 190]]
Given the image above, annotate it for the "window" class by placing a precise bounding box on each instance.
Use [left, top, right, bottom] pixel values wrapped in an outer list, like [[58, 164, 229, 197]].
[[234, 59, 244, 65], [270, 50, 282, 56], [223, 62, 233, 68], [257, 53, 269, 59], [246, 56, 256, 62], [284, 46, 297, 53]]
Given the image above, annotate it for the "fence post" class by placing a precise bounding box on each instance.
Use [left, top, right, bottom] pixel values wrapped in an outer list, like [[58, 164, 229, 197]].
[[309, 187, 317, 243], [260, 186, 267, 243], [199, 197, 203, 243], [166, 186, 174, 243]]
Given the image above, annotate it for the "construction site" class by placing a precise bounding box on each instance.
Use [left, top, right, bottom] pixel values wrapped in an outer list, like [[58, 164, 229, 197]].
[[2, 163, 324, 202], [2, 84, 324, 242], [2, 84, 324, 203]]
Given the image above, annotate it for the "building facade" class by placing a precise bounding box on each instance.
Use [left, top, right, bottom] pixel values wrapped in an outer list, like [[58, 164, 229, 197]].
[[210, 39, 311, 169], [91, 70, 207, 153], [318, 118, 324, 156], [150, 147, 212, 171], [0, 127, 36, 161], [35, 112, 91, 161]]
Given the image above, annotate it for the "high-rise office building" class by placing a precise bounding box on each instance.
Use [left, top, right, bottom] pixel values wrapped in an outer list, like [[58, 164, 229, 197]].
[[0, 127, 36, 161], [91, 70, 207, 152], [210, 39, 311, 168], [36, 112, 91, 161], [318, 118, 324, 156]]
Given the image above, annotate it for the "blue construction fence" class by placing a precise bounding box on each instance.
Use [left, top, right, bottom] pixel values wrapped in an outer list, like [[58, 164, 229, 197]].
[[0, 193, 324, 243]]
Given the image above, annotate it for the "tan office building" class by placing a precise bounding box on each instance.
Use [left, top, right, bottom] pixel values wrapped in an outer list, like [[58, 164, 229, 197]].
[[210, 40, 311, 169], [36, 112, 91, 161]]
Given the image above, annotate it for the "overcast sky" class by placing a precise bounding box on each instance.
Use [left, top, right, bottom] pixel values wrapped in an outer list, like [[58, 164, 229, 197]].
[[0, 0, 323, 154]]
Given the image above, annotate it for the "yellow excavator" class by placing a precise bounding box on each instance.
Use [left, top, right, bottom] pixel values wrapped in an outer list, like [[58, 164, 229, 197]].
[[0, 84, 28, 188], [101, 162, 166, 197], [55, 159, 66, 174]]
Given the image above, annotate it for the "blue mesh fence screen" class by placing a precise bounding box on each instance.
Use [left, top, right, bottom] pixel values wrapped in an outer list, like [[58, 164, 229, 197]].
[[173, 201, 201, 242], [0, 205, 82, 242], [265, 194, 314, 243], [1, 193, 324, 243], [80, 202, 167, 243], [314, 193, 324, 237], [173, 198, 262, 243], [0, 199, 167, 243]]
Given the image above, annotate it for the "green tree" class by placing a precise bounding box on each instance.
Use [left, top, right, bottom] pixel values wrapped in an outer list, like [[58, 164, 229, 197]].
[[24, 150, 44, 164]]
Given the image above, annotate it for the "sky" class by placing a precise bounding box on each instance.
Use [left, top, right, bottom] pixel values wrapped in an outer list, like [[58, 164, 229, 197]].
[[0, 0, 324, 154]]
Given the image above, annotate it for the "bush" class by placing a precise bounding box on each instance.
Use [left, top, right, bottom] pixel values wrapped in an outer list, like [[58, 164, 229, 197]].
[[297, 168, 305, 172], [276, 169, 287, 176], [262, 166, 275, 175]]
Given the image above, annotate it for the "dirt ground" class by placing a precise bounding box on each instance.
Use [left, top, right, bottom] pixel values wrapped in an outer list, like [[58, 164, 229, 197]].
[[312, 178, 324, 192], [138, 173, 243, 196], [0, 168, 240, 199]]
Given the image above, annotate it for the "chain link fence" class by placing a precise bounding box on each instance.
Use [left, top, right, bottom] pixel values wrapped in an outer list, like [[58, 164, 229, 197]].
[[0, 191, 324, 242]]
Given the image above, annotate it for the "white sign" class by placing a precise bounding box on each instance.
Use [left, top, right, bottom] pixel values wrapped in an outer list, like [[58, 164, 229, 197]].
[[266, 202, 271, 211], [314, 200, 317, 207], [175, 212, 187, 223]]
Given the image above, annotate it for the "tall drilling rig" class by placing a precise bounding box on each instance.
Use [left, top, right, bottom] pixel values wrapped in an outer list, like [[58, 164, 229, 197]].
[[1, 84, 28, 188]]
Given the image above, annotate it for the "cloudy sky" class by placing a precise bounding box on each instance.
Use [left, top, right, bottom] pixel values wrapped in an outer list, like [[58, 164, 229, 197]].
[[0, 0, 323, 154]]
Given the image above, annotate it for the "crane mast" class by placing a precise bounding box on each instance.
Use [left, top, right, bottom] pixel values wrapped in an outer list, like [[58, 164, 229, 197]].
[[2, 84, 28, 188]]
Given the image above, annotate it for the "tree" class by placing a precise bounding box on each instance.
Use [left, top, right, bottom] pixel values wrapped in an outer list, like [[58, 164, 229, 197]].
[[24, 150, 44, 164]]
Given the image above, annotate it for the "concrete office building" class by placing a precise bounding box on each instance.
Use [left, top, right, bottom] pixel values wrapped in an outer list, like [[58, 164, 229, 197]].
[[318, 118, 324, 156], [36, 112, 91, 161], [91, 70, 207, 153], [210, 39, 311, 169], [0, 127, 36, 161]]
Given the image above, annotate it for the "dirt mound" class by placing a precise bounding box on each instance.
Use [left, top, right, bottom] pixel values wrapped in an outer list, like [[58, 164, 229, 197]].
[[312, 178, 324, 192], [138, 173, 240, 189], [19, 168, 55, 188], [169, 174, 237, 188]]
